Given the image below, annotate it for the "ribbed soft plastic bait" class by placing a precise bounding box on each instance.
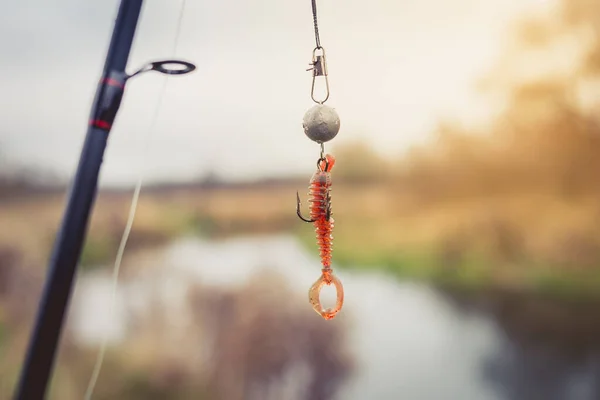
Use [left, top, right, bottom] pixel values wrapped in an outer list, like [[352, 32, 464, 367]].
[[297, 154, 344, 320]]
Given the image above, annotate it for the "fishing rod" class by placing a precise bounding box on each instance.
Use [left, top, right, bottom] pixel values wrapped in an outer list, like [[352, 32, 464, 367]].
[[12, 1, 195, 398]]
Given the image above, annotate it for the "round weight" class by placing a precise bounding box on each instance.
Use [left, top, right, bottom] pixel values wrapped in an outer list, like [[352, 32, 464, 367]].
[[302, 104, 340, 143]]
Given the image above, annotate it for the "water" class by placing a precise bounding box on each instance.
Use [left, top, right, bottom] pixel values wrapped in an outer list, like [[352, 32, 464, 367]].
[[69, 234, 599, 400]]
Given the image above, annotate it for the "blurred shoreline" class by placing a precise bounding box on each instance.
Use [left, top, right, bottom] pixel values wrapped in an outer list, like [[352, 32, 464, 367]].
[[3, 173, 600, 300]]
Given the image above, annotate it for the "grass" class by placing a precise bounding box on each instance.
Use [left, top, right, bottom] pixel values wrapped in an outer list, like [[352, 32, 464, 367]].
[[5, 179, 600, 299], [78, 207, 212, 269], [80, 235, 116, 267], [0, 319, 5, 358]]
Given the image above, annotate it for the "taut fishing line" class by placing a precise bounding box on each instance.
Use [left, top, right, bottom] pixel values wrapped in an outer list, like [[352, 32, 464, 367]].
[[83, 0, 189, 398]]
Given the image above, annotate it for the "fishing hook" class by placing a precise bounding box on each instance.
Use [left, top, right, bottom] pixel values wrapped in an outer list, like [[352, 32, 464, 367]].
[[297, 191, 316, 223], [325, 191, 332, 221]]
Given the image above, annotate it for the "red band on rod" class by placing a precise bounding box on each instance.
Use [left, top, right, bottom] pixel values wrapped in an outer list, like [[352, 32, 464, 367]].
[[102, 77, 125, 89], [90, 119, 111, 130]]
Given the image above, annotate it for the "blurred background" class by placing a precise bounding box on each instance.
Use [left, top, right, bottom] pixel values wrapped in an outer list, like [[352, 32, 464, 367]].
[[2, 0, 600, 398]]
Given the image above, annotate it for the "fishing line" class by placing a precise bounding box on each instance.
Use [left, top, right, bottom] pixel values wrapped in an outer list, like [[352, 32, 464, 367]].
[[83, 0, 188, 398]]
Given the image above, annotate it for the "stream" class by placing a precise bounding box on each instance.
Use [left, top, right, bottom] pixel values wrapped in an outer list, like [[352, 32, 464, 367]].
[[69, 234, 600, 400]]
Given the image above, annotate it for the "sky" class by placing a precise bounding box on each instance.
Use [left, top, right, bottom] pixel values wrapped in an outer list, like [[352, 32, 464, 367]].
[[0, 0, 553, 187]]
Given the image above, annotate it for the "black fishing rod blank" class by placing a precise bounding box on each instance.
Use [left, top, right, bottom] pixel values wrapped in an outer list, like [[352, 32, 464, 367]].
[[13, 1, 195, 398]]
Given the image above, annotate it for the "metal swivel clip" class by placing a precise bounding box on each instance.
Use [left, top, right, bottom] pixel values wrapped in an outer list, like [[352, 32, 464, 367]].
[[307, 47, 330, 104]]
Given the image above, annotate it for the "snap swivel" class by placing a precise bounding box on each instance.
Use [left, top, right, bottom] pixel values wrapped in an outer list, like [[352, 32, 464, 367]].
[[307, 47, 330, 104]]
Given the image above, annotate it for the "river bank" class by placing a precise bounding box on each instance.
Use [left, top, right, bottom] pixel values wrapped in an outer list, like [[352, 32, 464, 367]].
[[3, 182, 600, 299]]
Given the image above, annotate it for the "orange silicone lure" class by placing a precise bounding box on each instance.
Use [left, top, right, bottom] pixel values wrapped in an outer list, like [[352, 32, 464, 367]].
[[305, 154, 344, 320]]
